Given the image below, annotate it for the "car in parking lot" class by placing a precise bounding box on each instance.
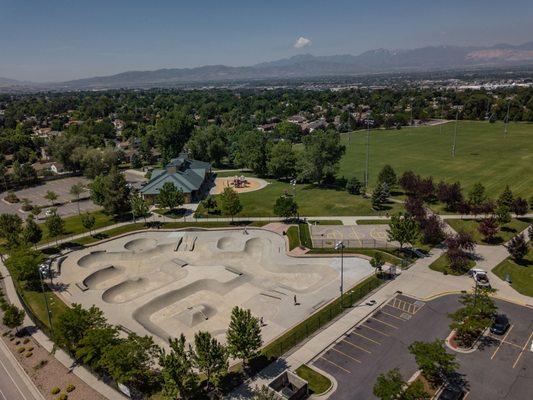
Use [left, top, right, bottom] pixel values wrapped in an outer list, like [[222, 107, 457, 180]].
[[468, 268, 490, 287], [490, 314, 510, 335], [438, 384, 465, 400]]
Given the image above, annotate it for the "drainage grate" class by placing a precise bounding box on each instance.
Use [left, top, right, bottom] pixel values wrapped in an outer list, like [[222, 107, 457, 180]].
[[400, 313, 412, 320]]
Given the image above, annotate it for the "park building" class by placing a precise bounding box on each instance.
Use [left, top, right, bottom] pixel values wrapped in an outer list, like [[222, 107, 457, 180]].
[[140, 153, 212, 204]]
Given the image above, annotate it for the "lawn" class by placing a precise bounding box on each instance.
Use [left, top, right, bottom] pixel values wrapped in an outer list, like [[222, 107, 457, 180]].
[[429, 253, 476, 275], [38, 210, 129, 245], [445, 218, 532, 245], [492, 248, 533, 297], [355, 219, 390, 225], [197, 180, 402, 217], [19, 288, 70, 332], [339, 121, 533, 197], [295, 365, 331, 395], [308, 220, 344, 225]]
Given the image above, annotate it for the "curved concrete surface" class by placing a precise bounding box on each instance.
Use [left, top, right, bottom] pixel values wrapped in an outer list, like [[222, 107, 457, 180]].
[[124, 238, 157, 251], [102, 277, 148, 303], [133, 276, 250, 340], [59, 228, 374, 346], [216, 236, 241, 251], [83, 266, 123, 289]]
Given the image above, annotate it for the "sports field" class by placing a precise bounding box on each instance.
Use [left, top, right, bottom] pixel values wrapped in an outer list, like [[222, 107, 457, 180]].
[[339, 121, 533, 197]]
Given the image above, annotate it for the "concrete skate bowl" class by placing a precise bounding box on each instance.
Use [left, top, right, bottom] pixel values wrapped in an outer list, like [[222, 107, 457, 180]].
[[216, 236, 243, 251], [82, 266, 123, 290], [243, 237, 271, 257], [176, 304, 217, 327], [124, 238, 157, 251], [132, 277, 250, 341], [77, 251, 111, 268], [102, 277, 151, 304]]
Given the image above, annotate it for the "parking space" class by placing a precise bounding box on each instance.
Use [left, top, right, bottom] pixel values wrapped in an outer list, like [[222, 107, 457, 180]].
[[312, 294, 533, 400], [309, 224, 397, 248]]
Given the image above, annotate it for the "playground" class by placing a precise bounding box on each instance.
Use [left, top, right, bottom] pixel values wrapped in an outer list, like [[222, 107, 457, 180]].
[[210, 175, 268, 194], [57, 228, 373, 346]]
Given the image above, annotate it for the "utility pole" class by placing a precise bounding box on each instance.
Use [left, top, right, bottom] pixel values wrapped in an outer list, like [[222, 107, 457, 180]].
[[451, 110, 459, 158], [504, 102, 510, 137], [365, 118, 370, 188]]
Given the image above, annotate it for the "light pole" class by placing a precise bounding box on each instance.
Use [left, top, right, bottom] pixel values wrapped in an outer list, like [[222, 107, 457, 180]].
[[451, 110, 459, 158], [38, 266, 54, 338], [335, 241, 345, 306]]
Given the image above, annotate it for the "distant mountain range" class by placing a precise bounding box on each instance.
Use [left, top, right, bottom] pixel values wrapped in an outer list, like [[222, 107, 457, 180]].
[[2, 42, 533, 90]]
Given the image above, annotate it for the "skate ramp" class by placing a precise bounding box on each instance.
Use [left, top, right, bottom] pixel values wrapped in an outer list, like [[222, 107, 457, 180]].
[[124, 238, 157, 251], [176, 304, 216, 327], [102, 277, 151, 303], [244, 237, 270, 257], [82, 266, 123, 289], [216, 236, 241, 251], [132, 276, 249, 341]]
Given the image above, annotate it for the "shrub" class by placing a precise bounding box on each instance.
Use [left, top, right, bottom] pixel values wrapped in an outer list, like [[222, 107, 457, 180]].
[[15, 340, 21, 345], [27, 346, 34, 352], [66, 384, 75, 392], [51, 387, 61, 395], [17, 347, 25, 353], [23, 338, 30, 344], [34, 359, 48, 370], [25, 352, 33, 358], [58, 393, 68, 400], [4, 191, 19, 203]]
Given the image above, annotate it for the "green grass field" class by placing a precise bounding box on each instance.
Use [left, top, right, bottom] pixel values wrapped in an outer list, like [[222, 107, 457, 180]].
[[429, 253, 476, 275], [339, 121, 533, 197], [296, 365, 331, 395], [445, 218, 531, 245], [198, 180, 401, 217], [492, 249, 533, 297]]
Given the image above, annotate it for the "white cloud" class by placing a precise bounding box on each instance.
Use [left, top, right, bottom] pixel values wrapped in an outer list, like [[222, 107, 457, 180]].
[[294, 36, 311, 49]]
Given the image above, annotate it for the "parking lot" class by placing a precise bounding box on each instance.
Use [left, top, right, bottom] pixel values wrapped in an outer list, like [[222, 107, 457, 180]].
[[0, 177, 97, 219], [309, 224, 397, 248], [312, 294, 533, 400]]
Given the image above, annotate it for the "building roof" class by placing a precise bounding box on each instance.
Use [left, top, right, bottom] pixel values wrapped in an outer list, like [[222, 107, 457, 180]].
[[140, 154, 211, 195]]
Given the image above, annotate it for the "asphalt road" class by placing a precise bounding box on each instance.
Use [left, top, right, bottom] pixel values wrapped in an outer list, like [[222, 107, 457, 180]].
[[0, 339, 42, 400], [313, 294, 533, 400]]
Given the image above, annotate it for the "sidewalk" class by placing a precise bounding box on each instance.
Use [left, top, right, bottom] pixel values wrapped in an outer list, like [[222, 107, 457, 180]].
[[0, 261, 128, 400]]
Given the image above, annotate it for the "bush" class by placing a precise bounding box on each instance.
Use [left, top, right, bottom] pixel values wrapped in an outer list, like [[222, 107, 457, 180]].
[[66, 384, 75, 393], [17, 347, 25, 353], [51, 387, 61, 395], [4, 191, 19, 203], [23, 338, 30, 344], [58, 393, 68, 400], [34, 359, 48, 370], [25, 352, 33, 358], [27, 346, 34, 352]]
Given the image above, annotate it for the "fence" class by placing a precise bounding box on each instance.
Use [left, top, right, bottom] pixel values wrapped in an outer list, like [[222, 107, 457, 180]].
[[311, 238, 394, 249], [262, 275, 384, 359]]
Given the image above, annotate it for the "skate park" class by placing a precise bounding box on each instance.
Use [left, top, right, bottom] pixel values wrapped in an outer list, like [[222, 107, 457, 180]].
[[58, 228, 374, 346]]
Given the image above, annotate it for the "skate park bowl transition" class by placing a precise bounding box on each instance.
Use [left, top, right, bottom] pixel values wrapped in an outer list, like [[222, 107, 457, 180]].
[[58, 229, 374, 346]]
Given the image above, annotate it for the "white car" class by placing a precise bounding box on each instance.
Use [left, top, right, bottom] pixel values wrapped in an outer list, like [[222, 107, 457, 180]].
[[468, 268, 490, 288]]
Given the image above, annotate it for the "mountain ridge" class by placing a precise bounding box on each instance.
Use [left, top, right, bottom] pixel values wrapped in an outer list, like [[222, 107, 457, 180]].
[[3, 41, 533, 90]]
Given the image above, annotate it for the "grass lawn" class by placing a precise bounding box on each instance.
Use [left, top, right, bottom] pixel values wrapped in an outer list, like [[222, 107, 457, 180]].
[[286, 226, 300, 250], [445, 218, 532, 245], [355, 219, 390, 225], [429, 253, 475, 275], [197, 180, 402, 217], [309, 220, 344, 225], [38, 210, 129, 245], [339, 121, 533, 197], [295, 365, 331, 395], [19, 288, 70, 331], [493, 248, 533, 297], [309, 247, 403, 266]]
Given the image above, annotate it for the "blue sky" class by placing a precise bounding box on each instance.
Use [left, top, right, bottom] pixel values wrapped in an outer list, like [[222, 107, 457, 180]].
[[1, 0, 532, 82]]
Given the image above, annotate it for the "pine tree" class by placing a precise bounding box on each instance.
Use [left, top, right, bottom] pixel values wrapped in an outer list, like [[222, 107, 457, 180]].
[[506, 233, 527, 261]]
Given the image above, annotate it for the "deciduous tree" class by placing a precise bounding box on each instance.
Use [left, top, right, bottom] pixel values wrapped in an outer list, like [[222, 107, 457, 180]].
[[2, 304, 25, 333], [157, 182, 184, 212], [191, 331, 228, 391], [219, 187, 242, 220], [387, 213, 419, 249], [159, 334, 198, 399], [273, 195, 298, 220], [226, 306, 262, 367], [408, 340, 458, 384]]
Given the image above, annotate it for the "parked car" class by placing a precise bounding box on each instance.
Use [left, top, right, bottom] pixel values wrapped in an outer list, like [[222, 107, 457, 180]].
[[490, 314, 510, 335], [439, 384, 465, 400], [468, 268, 490, 288]]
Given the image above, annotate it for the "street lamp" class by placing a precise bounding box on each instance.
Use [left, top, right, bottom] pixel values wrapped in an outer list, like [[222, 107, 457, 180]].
[[335, 241, 345, 306], [38, 265, 54, 338]]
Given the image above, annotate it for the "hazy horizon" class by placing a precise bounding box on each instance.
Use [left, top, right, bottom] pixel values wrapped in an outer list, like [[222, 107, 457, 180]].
[[1, 0, 533, 82]]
